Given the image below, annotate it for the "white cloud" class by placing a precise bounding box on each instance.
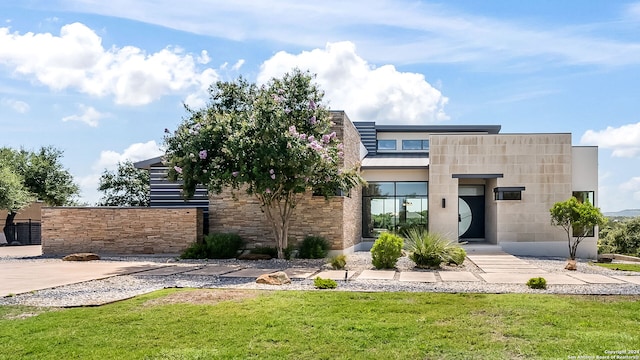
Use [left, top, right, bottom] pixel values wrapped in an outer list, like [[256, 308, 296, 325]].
[[51, 0, 640, 68], [93, 140, 163, 172], [62, 104, 110, 127], [0, 98, 29, 113], [77, 140, 164, 205], [580, 122, 640, 158], [620, 177, 640, 201], [231, 59, 245, 71], [0, 22, 219, 106], [258, 41, 448, 124]]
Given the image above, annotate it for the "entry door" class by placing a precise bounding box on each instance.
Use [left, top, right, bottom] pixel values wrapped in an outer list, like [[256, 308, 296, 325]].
[[458, 186, 485, 240]]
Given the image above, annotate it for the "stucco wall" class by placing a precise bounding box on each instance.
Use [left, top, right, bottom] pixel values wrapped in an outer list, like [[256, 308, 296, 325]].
[[208, 111, 362, 251], [41, 207, 203, 255], [429, 134, 576, 251]]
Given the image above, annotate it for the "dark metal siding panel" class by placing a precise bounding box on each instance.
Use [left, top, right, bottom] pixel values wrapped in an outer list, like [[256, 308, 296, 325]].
[[148, 166, 209, 209], [353, 121, 377, 156]]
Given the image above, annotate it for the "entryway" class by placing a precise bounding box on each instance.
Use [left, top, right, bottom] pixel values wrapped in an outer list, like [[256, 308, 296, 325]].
[[458, 185, 485, 241]]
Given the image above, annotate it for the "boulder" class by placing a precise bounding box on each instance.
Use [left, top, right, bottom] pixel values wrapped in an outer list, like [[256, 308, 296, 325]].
[[62, 253, 101, 261], [564, 259, 577, 271], [256, 271, 291, 285]]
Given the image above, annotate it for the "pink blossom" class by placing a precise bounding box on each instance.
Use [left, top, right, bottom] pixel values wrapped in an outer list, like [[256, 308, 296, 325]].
[[322, 134, 331, 143], [199, 150, 207, 160], [271, 174, 276, 180], [309, 100, 316, 110], [308, 135, 315, 142], [338, 151, 344, 158], [232, 171, 239, 177], [299, 134, 307, 140], [174, 166, 183, 174], [337, 143, 344, 150], [265, 188, 272, 194], [329, 131, 337, 139], [309, 116, 316, 125], [269, 169, 275, 174], [284, 108, 292, 114]]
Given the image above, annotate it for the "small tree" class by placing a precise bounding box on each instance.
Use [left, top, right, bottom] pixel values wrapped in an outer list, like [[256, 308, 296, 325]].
[[550, 197, 606, 260], [97, 161, 150, 206], [164, 69, 363, 258], [0, 146, 78, 241]]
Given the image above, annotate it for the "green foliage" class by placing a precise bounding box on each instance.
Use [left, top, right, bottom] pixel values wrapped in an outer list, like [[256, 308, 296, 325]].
[[404, 229, 465, 268], [550, 197, 606, 260], [448, 247, 467, 266], [592, 262, 640, 272], [163, 69, 363, 258], [371, 233, 404, 269], [97, 161, 150, 206], [250, 246, 278, 258], [180, 233, 244, 259], [330, 254, 347, 269], [598, 217, 640, 256], [0, 146, 79, 206], [313, 277, 338, 289], [526, 277, 547, 289], [298, 236, 330, 259], [0, 165, 33, 214]]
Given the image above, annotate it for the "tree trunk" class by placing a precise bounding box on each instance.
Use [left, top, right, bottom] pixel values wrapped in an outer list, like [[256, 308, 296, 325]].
[[259, 194, 298, 259], [3, 212, 17, 244]]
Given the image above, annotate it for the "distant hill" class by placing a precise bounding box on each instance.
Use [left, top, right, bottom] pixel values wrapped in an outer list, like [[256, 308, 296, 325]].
[[604, 209, 640, 218]]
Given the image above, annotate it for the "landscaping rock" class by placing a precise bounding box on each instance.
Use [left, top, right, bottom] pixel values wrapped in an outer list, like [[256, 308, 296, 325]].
[[63, 253, 101, 261], [565, 259, 577, 271], [238, 253, 272, 260], [256, 271, 291, 285]]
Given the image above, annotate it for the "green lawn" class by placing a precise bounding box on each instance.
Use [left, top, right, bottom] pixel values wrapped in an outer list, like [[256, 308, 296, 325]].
[[592, 262, 640, 272], [1, 289, 639, 359]]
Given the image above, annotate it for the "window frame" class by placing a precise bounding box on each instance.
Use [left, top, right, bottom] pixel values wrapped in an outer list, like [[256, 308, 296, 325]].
[[377, 140, 397, 151], [494, 186, 525, 201]]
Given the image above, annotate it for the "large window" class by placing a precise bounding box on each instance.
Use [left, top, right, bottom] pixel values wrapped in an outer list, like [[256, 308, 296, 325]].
[[572, 191, 596, 237], [377, 140, 396, 150], [362, 181, 428, 238], [402, 139, 429, 151]]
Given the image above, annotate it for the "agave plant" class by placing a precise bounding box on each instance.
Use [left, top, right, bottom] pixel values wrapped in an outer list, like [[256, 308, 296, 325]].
[[403, 229, 466, 269]]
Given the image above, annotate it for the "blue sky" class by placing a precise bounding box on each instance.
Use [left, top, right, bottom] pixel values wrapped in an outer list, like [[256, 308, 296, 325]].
[[1, 0, 639, 212]]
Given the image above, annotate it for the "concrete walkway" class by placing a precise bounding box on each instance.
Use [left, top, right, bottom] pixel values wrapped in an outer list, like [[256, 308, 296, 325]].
[[1, 245, 639, 297]]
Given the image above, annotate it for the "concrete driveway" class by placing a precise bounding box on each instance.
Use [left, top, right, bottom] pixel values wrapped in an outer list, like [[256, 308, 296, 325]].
[[0, 246, 161, 297]]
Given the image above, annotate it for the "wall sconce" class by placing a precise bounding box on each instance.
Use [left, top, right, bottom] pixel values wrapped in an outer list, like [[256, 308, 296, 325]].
[[441, 198, 446, 208]]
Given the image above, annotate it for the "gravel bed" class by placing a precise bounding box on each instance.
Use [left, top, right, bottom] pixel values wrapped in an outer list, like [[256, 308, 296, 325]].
[[1, 253, 639, 307]]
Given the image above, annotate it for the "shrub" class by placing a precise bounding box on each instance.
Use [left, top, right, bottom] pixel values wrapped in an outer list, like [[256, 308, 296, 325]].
[[298, 236, 330, 259], [250, 246, 278, 258], [283, 244, 296, 260], [206, 233, 244, 259], [371, 233, 404, 269], [180, 242, 209, 259], [448, 247, 467, 266], [314, 277, 338, 289], [330, 254, 347, 269], [526, 277, 547, 289], [181, 233, 244, 259], [404, 229, 465, 269]]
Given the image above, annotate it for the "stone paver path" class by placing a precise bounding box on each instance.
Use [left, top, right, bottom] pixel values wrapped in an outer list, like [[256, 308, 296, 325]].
[[184, 265, 241, 276], [135, 265, 199, 276], [220, 268, 283, 278], [358, 270, 396, 280], [398, 272, 437, 282], [283, 268, 319, 279], [315, 270, 357, 281], [438, 271, 481, 282]]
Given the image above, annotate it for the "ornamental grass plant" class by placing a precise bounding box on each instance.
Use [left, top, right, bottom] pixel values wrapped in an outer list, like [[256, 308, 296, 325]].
[[404, 229, 466, 269]]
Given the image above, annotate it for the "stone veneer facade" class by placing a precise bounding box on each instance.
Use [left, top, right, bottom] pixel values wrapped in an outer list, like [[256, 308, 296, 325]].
[[208, 111, 362, 252], [41, 207, 203, 255]]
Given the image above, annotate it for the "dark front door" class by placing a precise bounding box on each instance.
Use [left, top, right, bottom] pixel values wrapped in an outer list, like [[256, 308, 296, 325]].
[[458, 188, 485, 240]]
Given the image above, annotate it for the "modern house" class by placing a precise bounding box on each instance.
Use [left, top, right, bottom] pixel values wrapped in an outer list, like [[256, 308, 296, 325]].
[[136, 110, 599, 258]]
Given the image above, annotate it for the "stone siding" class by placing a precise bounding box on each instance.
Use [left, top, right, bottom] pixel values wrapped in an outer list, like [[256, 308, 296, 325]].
[[42, 207, 203, 255], [208, 111, 362, 251]]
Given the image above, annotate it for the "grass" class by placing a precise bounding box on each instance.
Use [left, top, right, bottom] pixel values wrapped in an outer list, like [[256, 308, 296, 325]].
[[1, 289, 639, 359], [592, 262, 640, 272]]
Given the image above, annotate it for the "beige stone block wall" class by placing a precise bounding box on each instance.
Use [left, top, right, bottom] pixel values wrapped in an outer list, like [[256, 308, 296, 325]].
[[429, 133, 574, 245], [208, 111, 363, 251], [41, 207, 203, 255]]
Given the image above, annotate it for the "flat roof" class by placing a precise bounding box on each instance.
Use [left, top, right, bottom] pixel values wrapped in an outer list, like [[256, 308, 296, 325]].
[[354, 122, 501, 134], [362, 155, 429, 169]]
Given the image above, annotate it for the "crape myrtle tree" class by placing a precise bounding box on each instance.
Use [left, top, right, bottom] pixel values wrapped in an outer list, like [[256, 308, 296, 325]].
[[97, 161, 150, 206], [550, 196, 606, 262], [0, 146, 79, 241], [164, 69, 363, 259]]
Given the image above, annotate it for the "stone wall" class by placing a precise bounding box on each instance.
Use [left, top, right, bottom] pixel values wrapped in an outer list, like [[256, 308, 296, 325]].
[[208, 111, 363, 251], [41, 207, 203, 255]]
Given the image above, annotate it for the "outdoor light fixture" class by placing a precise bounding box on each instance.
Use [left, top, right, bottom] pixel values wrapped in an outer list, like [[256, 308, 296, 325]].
[[442, 198, 446, 208]]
